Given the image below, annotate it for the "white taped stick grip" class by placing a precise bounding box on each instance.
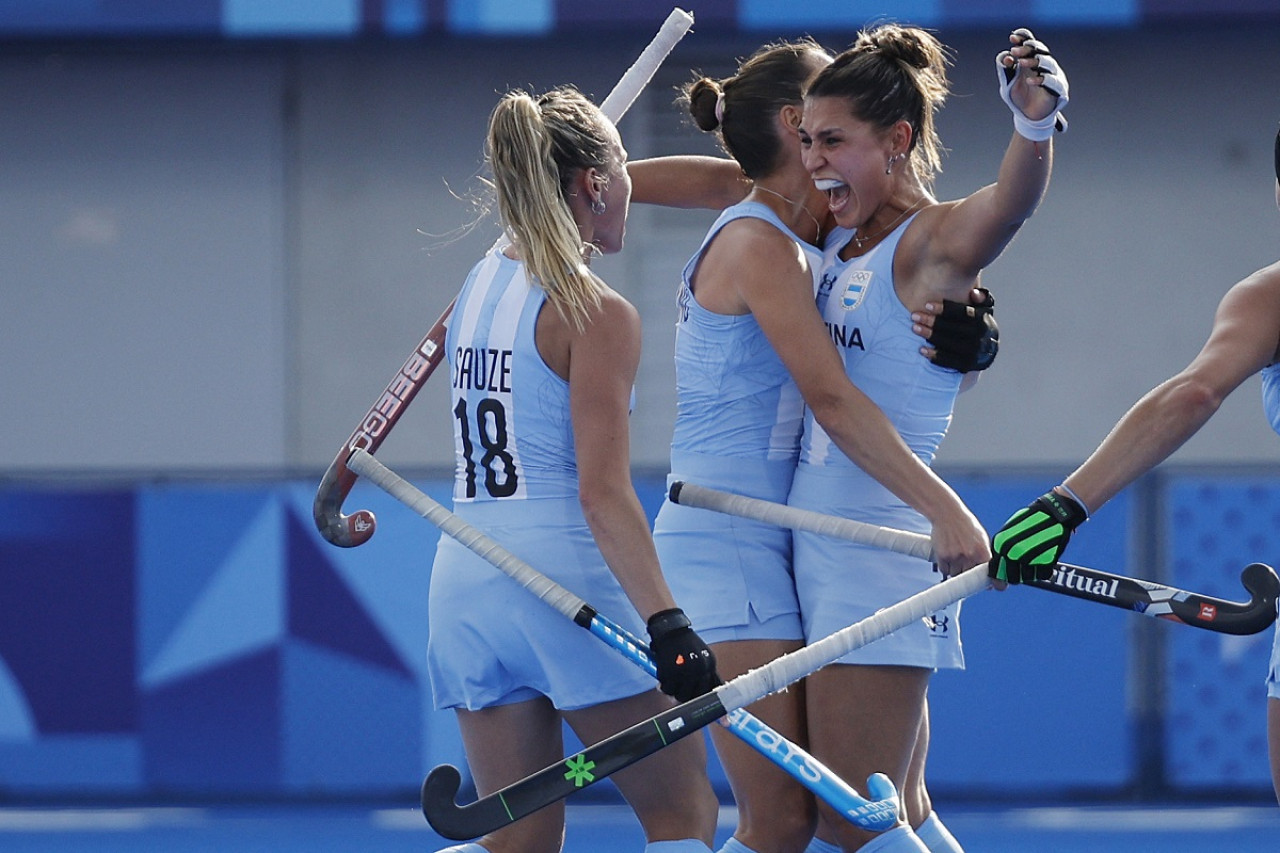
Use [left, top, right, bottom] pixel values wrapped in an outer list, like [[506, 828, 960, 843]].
[[716, 567, 989, 712], [599, 8, 694, 122], [347, 448, 587, 621], [672, 481, 935, 562]]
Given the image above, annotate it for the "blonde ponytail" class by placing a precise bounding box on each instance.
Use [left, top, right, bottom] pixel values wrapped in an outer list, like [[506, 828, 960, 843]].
[[486, 87, 614, 332]]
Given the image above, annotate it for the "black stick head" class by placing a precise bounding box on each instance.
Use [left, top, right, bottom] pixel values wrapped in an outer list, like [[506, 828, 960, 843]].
[[1240, 562, 1280, 625], [421, 764, 472, 839], [1199, 562, 1280, 636]]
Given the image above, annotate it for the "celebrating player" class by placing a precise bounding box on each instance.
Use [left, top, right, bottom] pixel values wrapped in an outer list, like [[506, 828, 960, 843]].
[[783, 25, 1066, 852], [628, 34, 1001, 853], [427, 85, 720, 853]]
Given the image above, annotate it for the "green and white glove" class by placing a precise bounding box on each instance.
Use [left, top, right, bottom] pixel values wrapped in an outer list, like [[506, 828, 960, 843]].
[[989, 489, 1088, 583]]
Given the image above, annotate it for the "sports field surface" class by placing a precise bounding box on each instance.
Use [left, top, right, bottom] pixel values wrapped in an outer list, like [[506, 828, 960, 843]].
[[0, 801, 1276, 852]]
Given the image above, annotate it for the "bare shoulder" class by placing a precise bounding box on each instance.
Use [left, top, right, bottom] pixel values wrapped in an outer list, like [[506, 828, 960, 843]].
[[1220, 260, 1280, 314], [1202, 259, 1280, 371], [537, 282, 640, 380], [562, 284, 643, 388], [694, 217, 814, 314], [711, 215, 805, 255], [574, 284, 642, 356], [589, 284, 641, 328], [1242, 258, 1280, 290], [705, 217, 813, 281]]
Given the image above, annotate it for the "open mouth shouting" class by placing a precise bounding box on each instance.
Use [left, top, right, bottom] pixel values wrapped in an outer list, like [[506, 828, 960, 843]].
[[814, 177, 850, 217]]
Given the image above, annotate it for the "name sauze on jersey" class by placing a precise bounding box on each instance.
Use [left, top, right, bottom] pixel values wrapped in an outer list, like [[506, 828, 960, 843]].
[[824, 322, 865, 351], [453, 346, 514, 393]]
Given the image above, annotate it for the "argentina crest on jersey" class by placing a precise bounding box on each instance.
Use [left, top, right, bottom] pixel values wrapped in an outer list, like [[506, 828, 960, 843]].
[[840, 269, 873, 311]]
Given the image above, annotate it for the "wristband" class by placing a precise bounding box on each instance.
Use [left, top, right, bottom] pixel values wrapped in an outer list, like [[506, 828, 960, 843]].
[[647, 608, 691, 637], [1012, 111, 1059, 143], [1055, 483, 1091, 519], [996, 35, 1069, 142]]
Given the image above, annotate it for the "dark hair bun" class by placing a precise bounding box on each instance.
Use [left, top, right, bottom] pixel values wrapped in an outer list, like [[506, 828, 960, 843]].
[[687, 77, 722, 132]]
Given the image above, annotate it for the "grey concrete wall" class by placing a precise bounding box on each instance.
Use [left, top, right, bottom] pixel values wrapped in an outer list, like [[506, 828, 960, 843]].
[[3, 24, 1279, 476]]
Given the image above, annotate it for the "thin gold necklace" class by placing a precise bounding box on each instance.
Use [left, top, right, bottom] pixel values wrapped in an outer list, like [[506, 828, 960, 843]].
[[851, 197, 926, 250], [753, 185, 822, 241]]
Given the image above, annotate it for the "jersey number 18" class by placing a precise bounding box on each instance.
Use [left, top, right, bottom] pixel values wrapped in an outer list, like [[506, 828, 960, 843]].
[[454, 398, 519, 499]]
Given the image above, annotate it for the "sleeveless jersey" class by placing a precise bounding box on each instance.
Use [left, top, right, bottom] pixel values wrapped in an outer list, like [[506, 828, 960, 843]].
[[444, 246, 577, 503], [800, 213, 961, 479], [652, 201, 823, 637], [1262, 362, 1280, 436], [430, 246, 655, 710], [667, 200, 823, 494], [789, 215, 966, 670]]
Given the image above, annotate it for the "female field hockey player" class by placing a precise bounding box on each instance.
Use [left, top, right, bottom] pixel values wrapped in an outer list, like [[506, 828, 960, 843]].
[[628, 34, 1005, 853], [783, 24, 1067, 851], [989, 123, 1280, 808], [428, 85, 720, 853]]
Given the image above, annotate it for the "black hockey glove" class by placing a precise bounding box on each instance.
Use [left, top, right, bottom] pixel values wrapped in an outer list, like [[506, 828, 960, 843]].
[[929, 287, 999, 372], [646, 608, 720, 703], [989, 490, 1088, 584]]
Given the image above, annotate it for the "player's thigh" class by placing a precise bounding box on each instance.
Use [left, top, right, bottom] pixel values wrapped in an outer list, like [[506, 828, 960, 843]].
[[805, 663, 930, 783], [455, 698, 568, 853], [456, 697, 563, 791], [708, 638, 812, 794], [709, 639, 818, 851], [564, 690, 716, 822]]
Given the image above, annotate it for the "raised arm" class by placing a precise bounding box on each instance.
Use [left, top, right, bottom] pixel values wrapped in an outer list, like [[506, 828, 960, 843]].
[[932, 29, 1068, 277]]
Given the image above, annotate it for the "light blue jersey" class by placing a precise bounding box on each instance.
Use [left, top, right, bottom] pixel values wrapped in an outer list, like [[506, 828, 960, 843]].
[[429, 246, 653, 711], [668, 202, 819, 469], [1263, 363, 1280, 699], [1262, 363, 1280, 438], [653, 202, 822, 639], [443, 248, 577, 503], [790, 215, 965, 669], [801, 215, 959, 472]]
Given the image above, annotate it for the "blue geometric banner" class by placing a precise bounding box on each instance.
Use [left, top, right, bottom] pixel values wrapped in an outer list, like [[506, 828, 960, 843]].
[[0, 472, 1273, 798]]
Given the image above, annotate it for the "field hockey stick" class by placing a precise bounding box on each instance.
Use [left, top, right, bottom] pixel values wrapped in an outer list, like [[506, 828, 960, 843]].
[[414, 555, 989, 840], [344, 448, 900, 836], [313, 7, 696, 548], [669, 481, 1280, 636]]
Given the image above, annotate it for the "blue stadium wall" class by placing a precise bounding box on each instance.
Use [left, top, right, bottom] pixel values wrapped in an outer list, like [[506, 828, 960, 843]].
[[1, 469, 1275, 801]]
